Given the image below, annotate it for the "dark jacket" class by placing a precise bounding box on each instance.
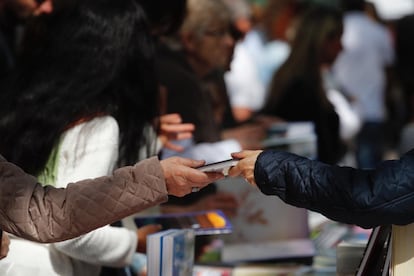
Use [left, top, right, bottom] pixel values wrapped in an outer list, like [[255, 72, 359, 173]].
[[254, 149, 414, 228]]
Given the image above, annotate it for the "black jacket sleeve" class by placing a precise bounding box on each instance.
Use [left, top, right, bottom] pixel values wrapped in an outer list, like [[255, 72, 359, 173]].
[[254, 149, 414, 228]]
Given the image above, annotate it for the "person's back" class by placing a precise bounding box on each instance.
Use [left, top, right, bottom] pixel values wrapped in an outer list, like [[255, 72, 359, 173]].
[[0, 0, 161, 274]]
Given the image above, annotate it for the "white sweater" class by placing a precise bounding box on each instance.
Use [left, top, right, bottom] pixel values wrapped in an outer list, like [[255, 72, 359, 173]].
[[3, 116, 138, 276]]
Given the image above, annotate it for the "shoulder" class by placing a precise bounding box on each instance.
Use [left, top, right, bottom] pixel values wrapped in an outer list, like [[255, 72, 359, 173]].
[[59, 115, 120, 157], [63, 116, 119, 139]]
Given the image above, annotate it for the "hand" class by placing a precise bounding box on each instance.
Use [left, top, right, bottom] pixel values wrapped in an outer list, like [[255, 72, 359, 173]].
[[158, 113, 195, 152], [160, 157, 224, 197], [136, 224, 162, 253], [0, 232, 10, 260], [228, 150, 263, 186]]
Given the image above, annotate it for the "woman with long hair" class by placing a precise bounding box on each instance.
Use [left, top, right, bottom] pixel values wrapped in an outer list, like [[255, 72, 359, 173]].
[[261, 5, 346, 164], [0, 0, 190, 274]]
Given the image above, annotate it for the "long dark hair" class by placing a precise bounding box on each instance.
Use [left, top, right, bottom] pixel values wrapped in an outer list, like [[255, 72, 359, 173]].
[[0, 0, 159, 175], [262, 5, 343, 114]]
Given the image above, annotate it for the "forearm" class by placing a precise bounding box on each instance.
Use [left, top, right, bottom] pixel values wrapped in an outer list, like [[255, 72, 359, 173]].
[[0, 156, 168, 242], [254, 150, 414, 228]]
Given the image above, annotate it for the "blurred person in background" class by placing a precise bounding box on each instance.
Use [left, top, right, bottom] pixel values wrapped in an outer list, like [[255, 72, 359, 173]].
[[224, 0, 304, 124], [395, 14, 414, 155], [155, 0, 270, 260], [260, 5, 347, 165], [332, 0, 395, 168]]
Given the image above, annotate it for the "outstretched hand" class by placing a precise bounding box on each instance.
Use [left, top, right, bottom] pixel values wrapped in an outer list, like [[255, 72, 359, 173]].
[[228, 150, 263, 186], [160, 157, 224, 197]]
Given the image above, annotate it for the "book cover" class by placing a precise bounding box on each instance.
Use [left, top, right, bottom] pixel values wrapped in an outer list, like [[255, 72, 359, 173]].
[[162, 229, 195, 276], [147, 229, 178, 276], [134, 209, 232, 235]]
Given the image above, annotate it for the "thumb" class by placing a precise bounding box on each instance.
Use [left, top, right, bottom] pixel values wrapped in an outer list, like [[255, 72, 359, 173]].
[[177, 158, 206, 168]]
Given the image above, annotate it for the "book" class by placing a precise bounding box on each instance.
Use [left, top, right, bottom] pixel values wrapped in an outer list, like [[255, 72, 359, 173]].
[[162, 229, 195, 276], [391, 223, 414, 276], [134, 209, 232, 235], [197, 159, 239, 176], [147, 229, 195, 276], [146, 229, 177, 276], [355, 225, 391, 276], [220, 238, 315, 265]]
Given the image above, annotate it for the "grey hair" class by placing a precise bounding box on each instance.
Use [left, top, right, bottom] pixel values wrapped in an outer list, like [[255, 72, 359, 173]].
[[179, 0, 231, 36]]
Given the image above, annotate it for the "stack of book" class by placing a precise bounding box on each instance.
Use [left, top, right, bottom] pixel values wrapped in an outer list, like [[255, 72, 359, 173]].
[[147, 229, 195, 276]]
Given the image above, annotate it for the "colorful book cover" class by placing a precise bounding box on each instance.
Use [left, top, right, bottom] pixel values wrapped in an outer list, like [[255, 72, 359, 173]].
[[134, 209, 232, 235]]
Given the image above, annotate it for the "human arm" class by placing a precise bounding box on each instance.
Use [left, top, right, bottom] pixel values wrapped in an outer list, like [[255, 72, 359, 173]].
[[0, 155, 221, 244], [230, 149, 414, 228], [0, 154, 166, 243]]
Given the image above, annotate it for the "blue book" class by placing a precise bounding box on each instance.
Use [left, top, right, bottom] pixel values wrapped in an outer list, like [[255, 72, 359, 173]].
[[147, 229, 195, 276], [147, 229, 177, 276], [162, 229, 195, 276]]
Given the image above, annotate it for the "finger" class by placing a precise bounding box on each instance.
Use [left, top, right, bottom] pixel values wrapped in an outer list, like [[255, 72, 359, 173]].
[[164, 132, 193, 142], [174, 132, 193, 140], [228, 165, 241, 177], [163, 141, 185, 152], [231, 151, 246, 159], [188, 171, 224, 185], [161, 123, 195, 133], [160, 113, 182, 124], [168, 157, 206, 168]]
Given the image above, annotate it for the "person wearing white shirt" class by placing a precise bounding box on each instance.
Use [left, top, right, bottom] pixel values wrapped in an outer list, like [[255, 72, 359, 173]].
[[332, 0, 394, 168]]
